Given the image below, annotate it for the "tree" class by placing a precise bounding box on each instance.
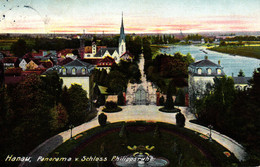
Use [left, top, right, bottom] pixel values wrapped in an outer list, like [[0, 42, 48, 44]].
[[66, 84, 89, 125], [176, 112, 185, 127], [238, 69, 245, 77], [96, 94, 106, 107], [9, 74, 52, 154], [164, 80, 176, 110], [98, 113, 107, 126], [105, 101, 118, 110], [219, 41, 227, 47], [72, 49, 80, 58], [119, 123, 127, 138], [117, 92, 125, 106], [11, 39, 28, 58], [49, 103, 68, 131], [159, 96, 165, 106], [108, 71, 127, 94], [153, 124, 161, 138], [41, 72, 63, 107], [175, 89, 185, 106]]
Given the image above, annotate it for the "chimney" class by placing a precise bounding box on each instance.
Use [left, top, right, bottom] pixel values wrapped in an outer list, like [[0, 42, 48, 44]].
[[218, 60, 220, 65], [205, 56, 208, 60], [232, 73, 234, 77]]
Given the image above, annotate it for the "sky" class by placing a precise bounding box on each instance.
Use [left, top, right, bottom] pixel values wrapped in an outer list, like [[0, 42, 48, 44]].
[[0, 0, 259, 34]]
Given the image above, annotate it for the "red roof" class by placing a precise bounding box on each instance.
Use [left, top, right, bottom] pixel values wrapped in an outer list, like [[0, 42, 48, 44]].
[[120, 51, 133, 59], [57, 49, 74, 56], [40, 61, 53, 68], [97, 56, 115, 67], [4, 76, 24, 85], [81, 58, 102, 65], [4, 67, 22, 76], [3, 57, 18, 63], [30, 59, 41, 65], [58, 57, 73, 66], [22, 69, 46, 75]]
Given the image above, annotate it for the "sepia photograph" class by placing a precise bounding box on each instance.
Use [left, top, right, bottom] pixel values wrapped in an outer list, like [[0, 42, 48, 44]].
[[0, 0, 259, 166]]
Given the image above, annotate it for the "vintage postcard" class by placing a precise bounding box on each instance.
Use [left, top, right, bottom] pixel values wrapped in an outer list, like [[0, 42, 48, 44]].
[[0, 0, 259, 166]]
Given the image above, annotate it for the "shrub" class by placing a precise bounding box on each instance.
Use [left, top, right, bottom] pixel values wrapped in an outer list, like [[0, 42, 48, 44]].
[[119, 123, 127, 138], [98, 113, 107, 126], [153, 125, 161, 138], [175, 89, 185, 106], [176, 112, 185, 127], [96, 94, 105, 107], [105, 101, 118, 109], [159, 96, 165, 106], [103, 101, 122, 113], [117, 92, 125, 106]]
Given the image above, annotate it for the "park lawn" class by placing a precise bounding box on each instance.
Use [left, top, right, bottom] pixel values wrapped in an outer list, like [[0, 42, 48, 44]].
[[209, 46, 260, 59], [41, 122, 239, 167]]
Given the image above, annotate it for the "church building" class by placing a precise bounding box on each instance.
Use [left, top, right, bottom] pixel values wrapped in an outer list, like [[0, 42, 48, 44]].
[[83, 13, 128, 65]]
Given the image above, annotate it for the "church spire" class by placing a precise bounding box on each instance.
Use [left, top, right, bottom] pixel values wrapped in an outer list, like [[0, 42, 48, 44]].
[[119, 12, 125, 43]]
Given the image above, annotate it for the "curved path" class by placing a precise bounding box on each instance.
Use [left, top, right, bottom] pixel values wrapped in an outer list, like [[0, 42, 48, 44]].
[[19, 105, 247, 167]]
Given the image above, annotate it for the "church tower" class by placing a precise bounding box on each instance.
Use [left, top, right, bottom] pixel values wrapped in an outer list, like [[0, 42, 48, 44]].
[[118, 12, 126, 56]]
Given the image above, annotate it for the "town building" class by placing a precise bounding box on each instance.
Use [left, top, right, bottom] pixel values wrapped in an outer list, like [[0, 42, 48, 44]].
[[19, 58, 30, 71], [2, 57, 20, 69], [188, 56, 225, 108], [232, 76, 252, 91], [43, 59, 95, 98], [96, 56, 115, 72]]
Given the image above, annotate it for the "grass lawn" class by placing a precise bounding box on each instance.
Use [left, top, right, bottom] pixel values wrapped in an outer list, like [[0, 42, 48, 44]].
[[40, 122, 239, 167], [208, 46, 260, 59]]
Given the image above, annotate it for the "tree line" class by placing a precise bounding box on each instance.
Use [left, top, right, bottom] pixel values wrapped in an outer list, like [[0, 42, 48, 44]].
[[0, 73, 94, 166], [194, 70, 260, 165]]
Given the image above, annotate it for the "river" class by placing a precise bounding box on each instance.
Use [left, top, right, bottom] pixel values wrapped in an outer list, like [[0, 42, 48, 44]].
[[160, 45, 260, 77]]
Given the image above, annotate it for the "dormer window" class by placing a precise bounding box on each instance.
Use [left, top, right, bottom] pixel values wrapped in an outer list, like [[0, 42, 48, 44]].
[[197, 68, 202, 75], [72, 68, 76, 75], [207, 68, 212, 75], [62, 68, 66, 75], [217, 69, 221, 75], [82, 68, 86, 75]]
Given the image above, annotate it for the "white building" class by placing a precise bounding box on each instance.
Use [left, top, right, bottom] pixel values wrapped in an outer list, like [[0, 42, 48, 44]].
[[188, 56, 225, 109]]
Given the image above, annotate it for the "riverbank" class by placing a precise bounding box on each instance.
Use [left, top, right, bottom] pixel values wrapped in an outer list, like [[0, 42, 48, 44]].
[[208, 46, 260, 59]]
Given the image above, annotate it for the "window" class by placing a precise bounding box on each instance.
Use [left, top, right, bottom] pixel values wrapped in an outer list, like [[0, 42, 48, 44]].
[[82, 68, 86, 75], [217, 69, 221, 75], [207, 68, 212, 75], [72, 68, 76, 75], [62, 68, 66, 75], [197, 68, 202, 75]]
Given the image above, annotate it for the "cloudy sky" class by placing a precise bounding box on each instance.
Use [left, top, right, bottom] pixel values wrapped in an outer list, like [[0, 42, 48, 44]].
[[0, 0, 259, 33]]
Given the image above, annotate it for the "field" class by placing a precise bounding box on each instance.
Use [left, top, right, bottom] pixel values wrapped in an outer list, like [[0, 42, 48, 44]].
[[0, 39, 17, 50], [0, 38, 35, 51], [208, 46, 260, 59]]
